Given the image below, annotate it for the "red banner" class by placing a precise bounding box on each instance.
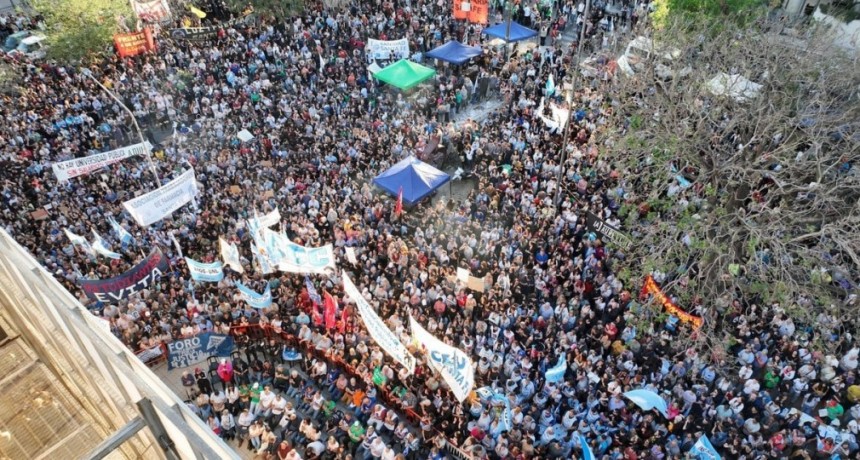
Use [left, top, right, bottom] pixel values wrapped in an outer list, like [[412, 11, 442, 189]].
[[453, 0, 488, 23], [114, 28, 156, 58], [640, 275, 703, 329]]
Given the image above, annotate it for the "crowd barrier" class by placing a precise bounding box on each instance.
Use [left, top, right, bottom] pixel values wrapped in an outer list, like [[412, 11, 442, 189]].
[[129, 322, 479, 457]]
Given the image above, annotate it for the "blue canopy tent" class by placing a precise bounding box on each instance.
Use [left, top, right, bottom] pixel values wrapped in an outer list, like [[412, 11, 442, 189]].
[[481, 21, 538, 42], [425, 41, 483, 65], [373, 156, 451, 205]]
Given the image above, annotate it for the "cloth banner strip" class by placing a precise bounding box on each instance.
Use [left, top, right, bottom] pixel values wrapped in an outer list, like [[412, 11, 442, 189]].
[[132, 0, 172, 23], [166, 333, 234, 370], [52, 142, 152, 182], [77, 249, 168, 303], [236, 281, 272, 309], [123, 169, 199, 227], [410, 316, 475, 402], [641, 275, 703, 328], [343, 273, 415, 374], [185, 257, 224, 282]]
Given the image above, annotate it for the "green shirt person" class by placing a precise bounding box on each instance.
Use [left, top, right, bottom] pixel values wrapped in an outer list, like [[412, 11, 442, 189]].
[[250, 383, 262, 403], [348, 421, 365, 443]]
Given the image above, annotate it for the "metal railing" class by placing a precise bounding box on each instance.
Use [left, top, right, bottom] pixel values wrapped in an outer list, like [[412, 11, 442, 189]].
[[0, 228, 239, 460]]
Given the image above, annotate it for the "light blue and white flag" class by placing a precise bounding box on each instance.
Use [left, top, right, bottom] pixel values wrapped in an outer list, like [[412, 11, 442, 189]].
[[690, 435, 721, 460], [545, 353, 567, 383], [65, 228, 96, 257], [251, 242, 274, 274], [219, 237, 244, 273], [579, 433, 595, 460], [108, 216, 134, 246], [185, 258, 224, 282], [476, 387, 513, 432], [546, 73, 555, 97], [236, 281, 272, 309], [91, 230, 122, 259]]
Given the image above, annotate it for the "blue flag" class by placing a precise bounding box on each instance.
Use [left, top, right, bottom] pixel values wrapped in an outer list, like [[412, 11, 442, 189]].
[[545, 353, 567, 383], [690, 435, 721, 460], [108, 216, 133, 246], [580, 433, 595, 460]]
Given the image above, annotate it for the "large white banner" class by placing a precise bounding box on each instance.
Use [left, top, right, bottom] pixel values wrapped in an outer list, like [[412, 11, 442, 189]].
[[410, 316, 475, 402], [343, 273, 415, 374], [367, 38, 410, 62], [261, 229, 336, 275], [123, 169, 199, 227], [52, 142, 151, 182]]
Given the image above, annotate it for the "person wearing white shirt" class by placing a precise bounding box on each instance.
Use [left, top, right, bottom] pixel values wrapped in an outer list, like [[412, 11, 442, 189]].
[[259, 386, 276, 418], [368, 437, 386, 459]]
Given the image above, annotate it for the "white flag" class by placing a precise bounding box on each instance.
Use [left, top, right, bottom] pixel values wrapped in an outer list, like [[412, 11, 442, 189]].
[[219, 237, 244, 273], [91, 230, 122, 259], [343, 273, 415, 374], [65, 228, 95, 256], [410, 315, 475, 402]]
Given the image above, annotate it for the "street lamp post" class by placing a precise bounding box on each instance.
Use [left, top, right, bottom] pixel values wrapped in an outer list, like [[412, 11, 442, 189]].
[[82, 70, 161, 185], [555, 0, 590, 208]]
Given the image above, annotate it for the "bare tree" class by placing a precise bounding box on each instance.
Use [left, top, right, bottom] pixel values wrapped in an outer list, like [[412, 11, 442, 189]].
[[594, 14, 860, 353]]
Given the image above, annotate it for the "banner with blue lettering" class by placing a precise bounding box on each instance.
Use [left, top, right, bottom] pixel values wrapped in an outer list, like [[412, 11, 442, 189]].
[[77, 249, 168, 303], [410, 315, 474, 402], [236, 281, 272, 309], [166, 333, 234, 370], [185, 257, 224, 282], [690, 435, 721, 460], [545, 353, 567, 383]]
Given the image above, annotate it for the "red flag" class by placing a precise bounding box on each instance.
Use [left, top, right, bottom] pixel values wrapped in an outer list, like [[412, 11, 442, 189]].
[[324, 291, 338, 330], [338, 304, 349, 333], [395, 186, 403, 216]]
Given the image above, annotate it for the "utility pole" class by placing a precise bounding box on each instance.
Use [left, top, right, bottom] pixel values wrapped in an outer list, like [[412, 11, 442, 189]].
[[83, 70, 161, 185], [555, 0, 590, 208]]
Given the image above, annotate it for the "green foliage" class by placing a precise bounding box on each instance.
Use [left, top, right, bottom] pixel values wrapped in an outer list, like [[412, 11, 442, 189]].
[[651, 0, 769, 28], [223, 0, 305, 18], [32, 0, 132, 62]]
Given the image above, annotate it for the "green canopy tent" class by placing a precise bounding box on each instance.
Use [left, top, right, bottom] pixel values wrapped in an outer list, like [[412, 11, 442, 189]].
[[373, 59, 436, 90]]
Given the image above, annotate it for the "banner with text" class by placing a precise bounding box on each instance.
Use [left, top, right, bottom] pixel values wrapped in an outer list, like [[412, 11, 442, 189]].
[[236, 281, 272, 309], [585, 211, 633, 250], [77, 249, 168, 303], [114, 28, 156, 57], [343, 273, 415, 374], [185, 258, 224, 282], [52, 142, 151, 182], [132, 0, 172, 23], [367, 38, 410, 62], [123, 169, 199, 227], [166, 333, 234, 369], [410, 316, 475, 402]]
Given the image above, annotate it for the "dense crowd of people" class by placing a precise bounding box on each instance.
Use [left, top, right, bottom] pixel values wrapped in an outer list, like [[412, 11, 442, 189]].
[[2, 0, 860, 459]]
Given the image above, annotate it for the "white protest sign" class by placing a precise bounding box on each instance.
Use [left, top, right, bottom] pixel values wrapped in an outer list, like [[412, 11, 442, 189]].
[[122, 169, 199, 227], [367, 38, 410, 62]]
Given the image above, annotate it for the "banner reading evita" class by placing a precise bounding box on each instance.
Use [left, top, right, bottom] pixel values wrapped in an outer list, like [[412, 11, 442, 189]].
[[77, 249, 168, 303]]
